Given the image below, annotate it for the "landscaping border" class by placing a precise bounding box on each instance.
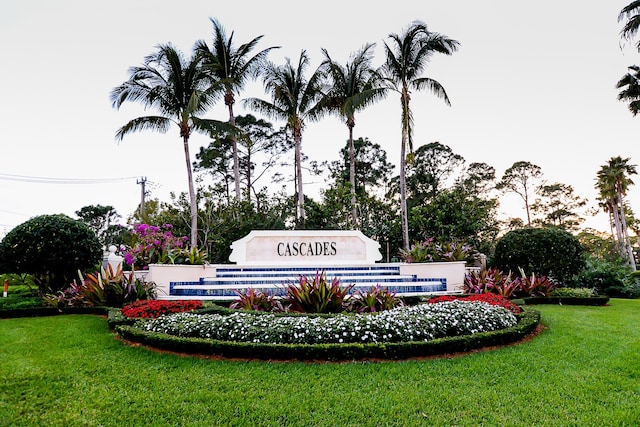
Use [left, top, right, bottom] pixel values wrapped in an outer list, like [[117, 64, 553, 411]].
[[113, 307, 541, 361], [522, 296, 610, 306], [0, 306, 109, 318]]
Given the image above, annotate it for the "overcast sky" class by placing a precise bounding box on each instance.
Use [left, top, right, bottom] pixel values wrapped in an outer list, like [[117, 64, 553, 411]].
[[1, 0, 639, 237]]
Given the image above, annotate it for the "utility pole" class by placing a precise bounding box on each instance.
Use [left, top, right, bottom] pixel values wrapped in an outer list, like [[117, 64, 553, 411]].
[[137, 177, 147, 220]]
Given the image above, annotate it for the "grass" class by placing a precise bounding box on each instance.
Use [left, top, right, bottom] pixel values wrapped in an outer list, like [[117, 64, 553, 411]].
[[0, 300, 638, 426], [0, 284, 43, 311]]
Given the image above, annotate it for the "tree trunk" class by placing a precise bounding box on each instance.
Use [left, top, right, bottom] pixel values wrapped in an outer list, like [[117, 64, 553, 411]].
[[227, 95, 242, 202], [246, 150, 252, 204], [611, 198, 624, 247], [348, 123, 357, 228], [400, 90, 410, 250], [609, 197, 629, 266], [183, 134, 198, 247], [294, 128, 305, 228], [524, 189, 532, 226], [619, 195, 637, 270], [400, 131, 409, 251]]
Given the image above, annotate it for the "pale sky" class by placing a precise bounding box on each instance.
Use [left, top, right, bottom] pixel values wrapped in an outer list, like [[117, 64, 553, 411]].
[[1, 0, 639, 237]]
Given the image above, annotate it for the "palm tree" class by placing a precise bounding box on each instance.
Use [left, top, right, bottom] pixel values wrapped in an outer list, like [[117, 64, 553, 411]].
[[243, 50, 325, 228], [617, 65, 640, 116], [596, 156, 637, 270], [317, 44, 387, 227], [195, 18, 279, 201], [110, 43, 229, 247], [382, 21, 459, 250], [617, 3, 640, 115], [619, 1, 640, 50]]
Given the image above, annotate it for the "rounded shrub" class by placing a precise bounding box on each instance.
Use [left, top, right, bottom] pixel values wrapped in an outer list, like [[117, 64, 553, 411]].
[[493, 227, 585, 284], [0, 214, 102, 293]]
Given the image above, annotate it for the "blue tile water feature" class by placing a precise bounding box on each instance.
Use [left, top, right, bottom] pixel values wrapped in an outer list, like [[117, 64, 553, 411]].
[[169, 265, 447, 300]]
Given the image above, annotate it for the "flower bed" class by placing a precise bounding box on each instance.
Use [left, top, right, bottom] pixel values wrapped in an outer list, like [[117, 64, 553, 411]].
[[140, 300, 517, 345], [113, 299, 541, 360]]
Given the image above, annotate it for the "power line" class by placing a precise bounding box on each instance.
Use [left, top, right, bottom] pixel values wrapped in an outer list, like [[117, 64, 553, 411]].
[[0, 208, 28, 217], [0, 173, 139, 184]]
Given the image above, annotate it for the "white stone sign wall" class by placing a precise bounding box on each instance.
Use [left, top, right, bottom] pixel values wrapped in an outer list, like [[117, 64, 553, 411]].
[[229, 230, 382, 265]]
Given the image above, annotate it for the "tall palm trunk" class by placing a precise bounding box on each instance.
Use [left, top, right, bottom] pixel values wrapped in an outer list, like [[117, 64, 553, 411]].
[[399, 129, 409, 251], [618, 194, 637, 270], [399, 90, 411, 250], [610, 197, 629, 265], [246, 150, 252, 204], [294, 127, 305, 228], [181, 133, 198, 247], [348, 121, 357, 228], [226, 92, 242, 202]]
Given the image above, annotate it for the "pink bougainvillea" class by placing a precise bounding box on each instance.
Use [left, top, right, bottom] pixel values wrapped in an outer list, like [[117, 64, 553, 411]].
[[122, 223, 189, 268]]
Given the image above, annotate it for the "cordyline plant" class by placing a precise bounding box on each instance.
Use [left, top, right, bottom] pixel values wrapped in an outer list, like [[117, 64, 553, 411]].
[[400, 238, 478, 263], [516, 267, 558, 297], [285, 271, 354, 313], [464, 267, 559, 298], [464, 268, 519, 297], [44, 264, 156, 308], [348, 284, 404, 313], [230, 288, 284, 312]]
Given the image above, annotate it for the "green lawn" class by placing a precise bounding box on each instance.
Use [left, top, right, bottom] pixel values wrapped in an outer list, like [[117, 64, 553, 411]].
[[1, 300, 639, 426]]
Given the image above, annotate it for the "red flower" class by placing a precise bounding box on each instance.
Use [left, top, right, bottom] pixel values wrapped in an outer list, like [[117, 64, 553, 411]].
[[122, 300, 203, 318], [427, 293, 521, 314]]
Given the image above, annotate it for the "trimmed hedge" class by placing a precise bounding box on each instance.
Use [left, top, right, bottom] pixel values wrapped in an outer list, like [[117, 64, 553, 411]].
[[0, 214, 102, 293], [494, 227, 585, 283], [114, 307, 541, 361], [0, 306, 109, 319], [522, 296, 609, 306]]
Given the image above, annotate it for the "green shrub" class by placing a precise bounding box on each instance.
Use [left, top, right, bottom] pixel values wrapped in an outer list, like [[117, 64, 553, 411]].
[[0, 295, 45, 311], [569, 255, 631, 296], [551, 287, 596, 298], [621, 271, 640, 298], [0, 214, 102, 293], [522, 295, 609, 306], [493, 227, 585, 284]]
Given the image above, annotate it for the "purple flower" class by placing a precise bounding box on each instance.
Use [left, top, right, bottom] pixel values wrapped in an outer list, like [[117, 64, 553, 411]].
[[124, 253, 134, 265], [134, 223, 150, 236]]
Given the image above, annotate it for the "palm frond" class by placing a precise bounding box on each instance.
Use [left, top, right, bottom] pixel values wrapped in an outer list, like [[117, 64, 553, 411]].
[[413, 77, 452, 106], [114, 116, 173, 142]]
